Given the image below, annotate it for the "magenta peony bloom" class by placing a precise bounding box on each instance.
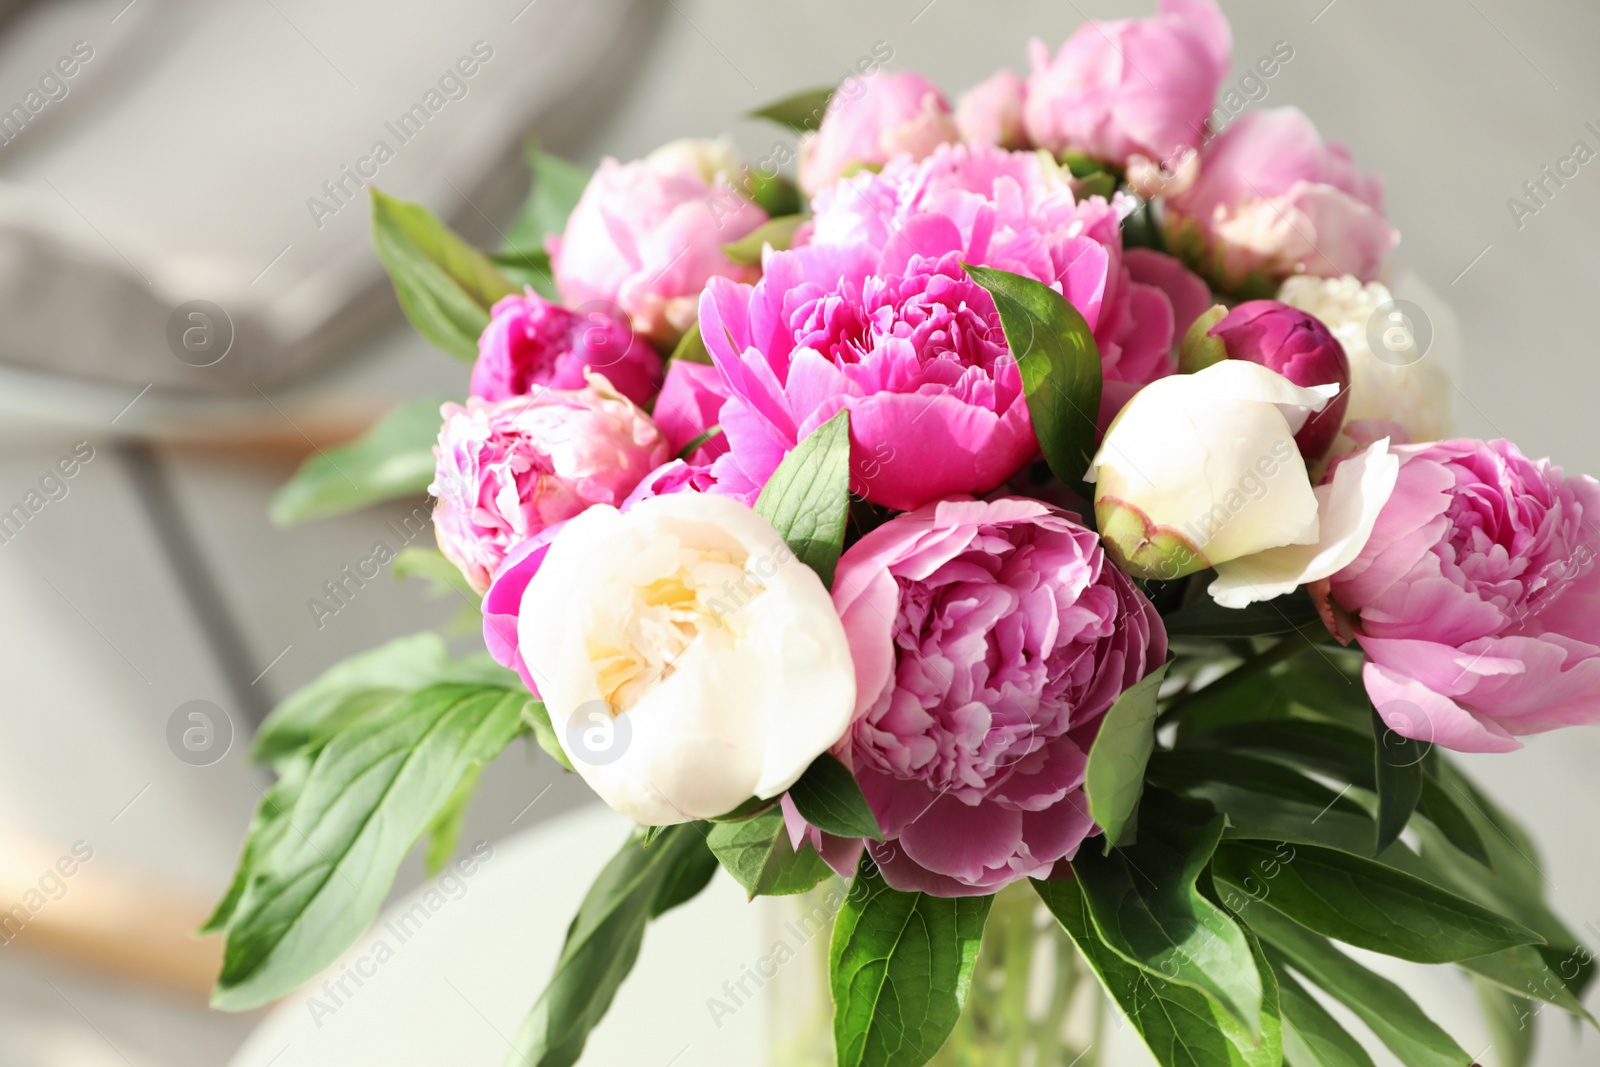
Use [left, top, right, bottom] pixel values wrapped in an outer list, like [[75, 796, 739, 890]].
[[1326, 439, 1600, 752], [1203, 300, 1351, 462], [956, 69, 1030, 150], [470, 290, 662, 407], [802, 142, 1200, 435], [549, 152, 766, 346], [1167, 108, 1397, 290], [830, 496, 1167, 896], [1024, 0, 1231, 166], [649, 359, 730, 466], [702, 213, 1062, 511], [798, 71, 958, 196], [430, 378, 670, 593]]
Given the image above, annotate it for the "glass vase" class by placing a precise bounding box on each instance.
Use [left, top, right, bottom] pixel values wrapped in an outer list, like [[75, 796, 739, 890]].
[[766, 880, 1102, 1067]]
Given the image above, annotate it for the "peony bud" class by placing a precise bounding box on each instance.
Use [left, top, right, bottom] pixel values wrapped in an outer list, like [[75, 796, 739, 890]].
[[471, 291, 661, 407], [798, 71, 958, 196], [955, 69, 1029, 150], [1181, 300, 1351, 462], [1086, 360, 1337, 580]]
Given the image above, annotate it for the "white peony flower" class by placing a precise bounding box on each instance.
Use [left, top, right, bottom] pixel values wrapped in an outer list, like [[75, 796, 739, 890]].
[[1087, 360, 1337, 581], [1277, 272, 1455, 445], [518, 493, 856, 825]]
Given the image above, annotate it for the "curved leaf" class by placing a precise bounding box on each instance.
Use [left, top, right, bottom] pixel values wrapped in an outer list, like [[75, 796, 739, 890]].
[[269, 397, 450, 526], [789, 753, 882, 840], [754, 409, 851, 588], [749, 86, 834, 131], [706, 807, 832, 898], [1084, 664, 1169, 849]]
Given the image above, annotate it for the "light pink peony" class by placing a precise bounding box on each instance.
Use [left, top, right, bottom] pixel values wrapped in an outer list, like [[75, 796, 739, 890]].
[[956, 69, 1029, 150], [798, 71, 958, 196], [1325, 439, 1600, 752], [470, 290, 661, 407], [430, 378, 670, 593], [830, 496, 1167, 896], [548, 154, 766, 346], [805, 141, 1204, 428], [1024, 0, 1231, 166], [1167, 108, 1398, 291]]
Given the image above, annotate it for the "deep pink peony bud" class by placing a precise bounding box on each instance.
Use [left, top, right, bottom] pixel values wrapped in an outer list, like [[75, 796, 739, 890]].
[[1184, 299, 1351, 462], [470, 291, 662, 407]]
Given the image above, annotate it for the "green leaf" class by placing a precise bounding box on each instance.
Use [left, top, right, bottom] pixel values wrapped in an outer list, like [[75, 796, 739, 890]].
[[723, 214, 805, 265], [743, 170, 802, 218], [1473, 977, 1536, 1067], [788, 753, 881, 840], [1415, 769, 1491, 869], [1273, 962, 1377, 1067], [831, 852, 993, 1067], [251, 633, 454, 763], [705, 807, 832, 898], [521, 699, 574, 772], [1146, 751, 1369, 823], [1084, 664, 1169, 849], [393, 546, 480, 604], [748, 86, 834, 131], [423, 763, 482, 875], [1213, 841, 1542, 964], [668, 320, 713, 365], [1035, 877, 1282, 1067], [1071, 790, 1265, 1035], [504, 144, 590, 253], [1162, 586, 1322, 637], [212, 683, 526, 1010], [507, 825, 716, 1067], [1458, 944, 1596, 1024], [1372, 707, 1424, 855], [1248, 906, 1473, 1067], [488, 249, 556, 299], [753, 409, 851, 589], [371, 190, 516, 360], [269, 397, 450, 526], [964, 264, 1103, 489], [200, 754, 313, 934]]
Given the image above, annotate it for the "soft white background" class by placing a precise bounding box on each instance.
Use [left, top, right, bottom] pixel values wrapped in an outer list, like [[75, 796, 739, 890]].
[[0, 1, 1596, 1065]]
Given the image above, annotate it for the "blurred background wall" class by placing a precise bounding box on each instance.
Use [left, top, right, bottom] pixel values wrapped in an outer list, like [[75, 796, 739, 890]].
[[0, 1, 1595, 1065]]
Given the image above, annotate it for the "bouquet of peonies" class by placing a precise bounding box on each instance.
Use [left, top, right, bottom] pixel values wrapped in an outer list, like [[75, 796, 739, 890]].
[[208, 2, 1600, 1064]]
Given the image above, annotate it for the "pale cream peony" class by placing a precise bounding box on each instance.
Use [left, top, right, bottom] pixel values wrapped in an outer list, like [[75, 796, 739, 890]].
[[518, 493, 856, 825]]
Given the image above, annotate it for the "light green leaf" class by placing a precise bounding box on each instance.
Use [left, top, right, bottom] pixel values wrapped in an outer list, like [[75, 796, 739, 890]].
[[1213, 841, 1542, 964], [504, 144, 590, 253], [748, 86, 834, 131], [1473, 977, 1536, 1067], [371, 189, 516, 360], [1248, 906, 1472, 1067], [723, 214, 805, 265], [199, 754, 312, 934], [1084, 664, 1169, 849], [488, 248, 556, 299], [1271, 960, 1377, 1067], [831, 852, 993, 1067], [754, 409, 851, 589], [212, 684, 526, 1010], [507, 825, 716, 1067], [251, 633, 453, 763], [393, 546, 480, 604], [521, 699, 574, 772], [787, 753, 881, 841], [705, 807, 832, 898], [1071, 789, 1265, 1035], [1458, 944, 1596, 1024], [423, 763, 482, 875], [964, 263, 1103, 489], [269, 396, 450, 526], [1035, 877, 1282, 1067]]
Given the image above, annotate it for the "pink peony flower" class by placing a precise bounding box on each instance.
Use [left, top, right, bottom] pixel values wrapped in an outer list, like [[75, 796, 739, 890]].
[[1167, 108, 1398, 291], [549, 152, 766, 346], [649, 359, 730, 466], [805, 141, 1203, 430], [830, 496, 1167, 896], [470, 290, 662, 407], [430, 377, 670, 593], [1024, 0, 1231, 166], [1325, 439, 1600, 752], [956, 69, 1030, 150], [1202, 299, 1352, 462], [798, 71, 958, 196]]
